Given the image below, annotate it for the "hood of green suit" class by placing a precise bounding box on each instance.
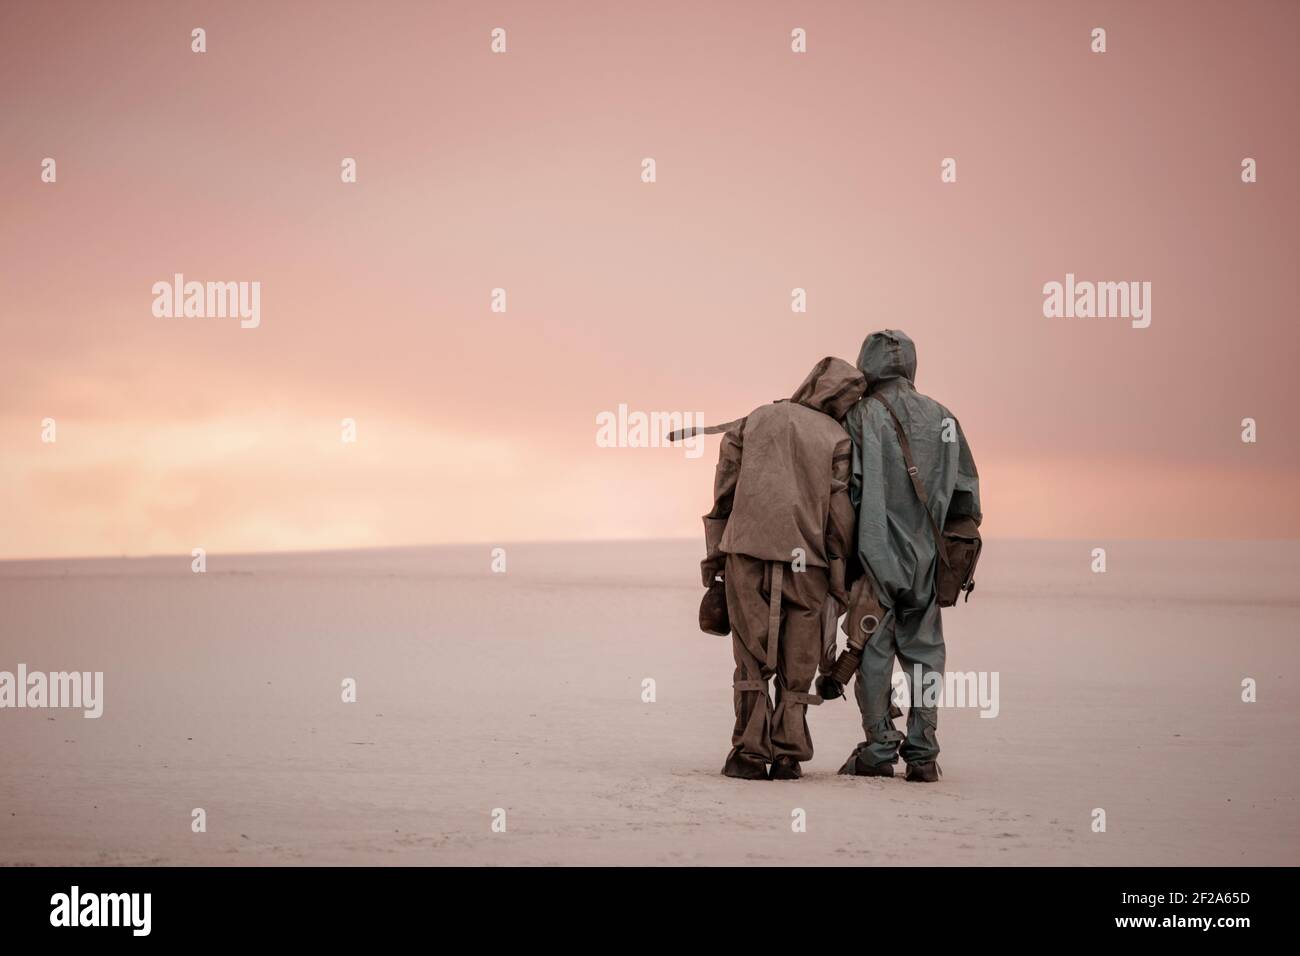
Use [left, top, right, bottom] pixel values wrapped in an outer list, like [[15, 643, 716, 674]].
[[791, 356, 867, 420], [856, 329, 917, 389]]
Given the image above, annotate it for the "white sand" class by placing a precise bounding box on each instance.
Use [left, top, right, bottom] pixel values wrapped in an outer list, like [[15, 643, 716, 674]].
[[1, 539, 1296, 866]]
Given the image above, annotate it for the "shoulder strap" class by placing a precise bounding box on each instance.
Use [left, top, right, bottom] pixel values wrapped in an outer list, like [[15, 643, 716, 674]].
[[869, 394, 950, 571]]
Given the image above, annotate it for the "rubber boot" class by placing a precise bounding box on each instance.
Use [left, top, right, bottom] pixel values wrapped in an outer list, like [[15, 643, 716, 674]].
[[904, 761, 942, 783], [722, 752, 769, 781], [769, 755, 802, 780], [838, 742, 896, 777]]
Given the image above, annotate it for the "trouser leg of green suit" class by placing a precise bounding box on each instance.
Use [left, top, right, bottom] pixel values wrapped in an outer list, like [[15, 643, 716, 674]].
[[723, 554, 827, 772], [854, 600, 945, 767]]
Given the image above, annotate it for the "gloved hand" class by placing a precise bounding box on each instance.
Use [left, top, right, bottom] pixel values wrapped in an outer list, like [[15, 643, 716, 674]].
[[698, 578, 731, 636], [816, 675, 844, 701]]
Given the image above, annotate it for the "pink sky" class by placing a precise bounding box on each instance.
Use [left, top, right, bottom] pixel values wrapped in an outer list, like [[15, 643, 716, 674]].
[[2, 0, 1297, 558]]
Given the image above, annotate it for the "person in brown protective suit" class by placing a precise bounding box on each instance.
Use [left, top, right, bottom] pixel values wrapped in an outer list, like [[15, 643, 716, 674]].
[[700, 357, 866, 781]]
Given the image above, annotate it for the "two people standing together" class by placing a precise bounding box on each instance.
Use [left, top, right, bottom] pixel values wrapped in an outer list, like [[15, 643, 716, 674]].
[[697, 330, 982, 783]]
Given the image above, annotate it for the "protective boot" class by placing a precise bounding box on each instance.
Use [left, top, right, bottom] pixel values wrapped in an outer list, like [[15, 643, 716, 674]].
[[904, 761, 942, 783], [837, 742, 896, 777], [722, 751, 769, 780], [769, 755, 802, 780]]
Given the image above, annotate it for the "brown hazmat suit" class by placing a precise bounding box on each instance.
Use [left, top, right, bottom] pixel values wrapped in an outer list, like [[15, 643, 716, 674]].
[[701, 357, 866, 778]]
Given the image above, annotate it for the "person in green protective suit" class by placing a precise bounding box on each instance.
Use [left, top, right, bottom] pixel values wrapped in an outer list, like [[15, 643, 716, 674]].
[[837, 330, 981, 782]]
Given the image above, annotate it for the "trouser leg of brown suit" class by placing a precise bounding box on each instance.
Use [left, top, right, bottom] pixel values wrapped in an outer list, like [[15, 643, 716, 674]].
[[722, 553, 828, 776]]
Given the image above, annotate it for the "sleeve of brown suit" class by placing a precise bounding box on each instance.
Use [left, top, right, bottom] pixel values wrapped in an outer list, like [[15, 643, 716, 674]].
[[700, 423, 745, 587]]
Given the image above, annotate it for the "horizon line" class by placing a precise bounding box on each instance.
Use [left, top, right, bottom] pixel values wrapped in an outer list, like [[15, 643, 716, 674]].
[[3, 534, 1299, 564]]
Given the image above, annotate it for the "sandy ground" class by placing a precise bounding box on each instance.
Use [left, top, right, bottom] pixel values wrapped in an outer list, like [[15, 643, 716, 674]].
[[0, 539, 1296, 866]]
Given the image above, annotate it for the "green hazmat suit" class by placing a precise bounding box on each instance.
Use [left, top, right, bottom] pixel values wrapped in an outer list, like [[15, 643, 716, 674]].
[[843, 330, 981, 768]]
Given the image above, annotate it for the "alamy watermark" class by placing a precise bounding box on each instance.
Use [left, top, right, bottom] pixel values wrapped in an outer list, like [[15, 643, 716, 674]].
[[596, 404, 705, 459], [152, 273, 261, 329], [50, 886, 150, 936], [892, 666, 999, 718], [0, 664, 103, 718], [1042, 273, 1151, 329]]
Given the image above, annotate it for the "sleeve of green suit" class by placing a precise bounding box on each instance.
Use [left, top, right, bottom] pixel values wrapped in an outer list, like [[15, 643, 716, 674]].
[[947, 413, 982, 526]]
